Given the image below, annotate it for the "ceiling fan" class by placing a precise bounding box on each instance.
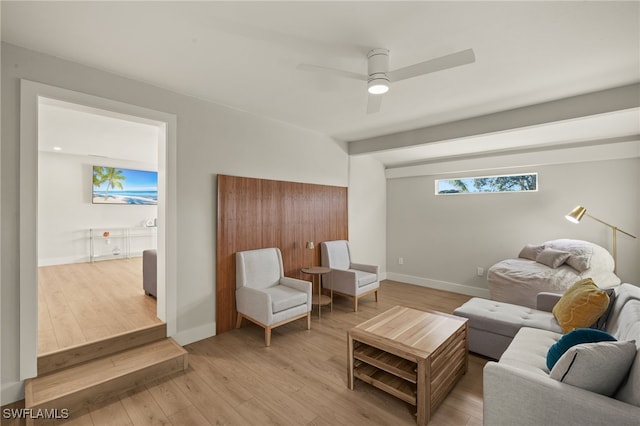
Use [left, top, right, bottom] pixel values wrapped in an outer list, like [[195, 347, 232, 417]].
[[297, 48, 475, 114]]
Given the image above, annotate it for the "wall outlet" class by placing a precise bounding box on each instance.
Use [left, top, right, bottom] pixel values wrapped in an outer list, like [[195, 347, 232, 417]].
[[398, 257, 404, 265], [476, 266, 484, 277]]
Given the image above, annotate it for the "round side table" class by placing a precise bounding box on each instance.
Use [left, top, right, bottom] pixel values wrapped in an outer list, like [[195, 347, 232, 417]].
[[301, 266, 332, 318]]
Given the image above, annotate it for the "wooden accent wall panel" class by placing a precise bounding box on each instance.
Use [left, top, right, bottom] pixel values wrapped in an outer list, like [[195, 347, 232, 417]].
[[216, 175, 348, 334]]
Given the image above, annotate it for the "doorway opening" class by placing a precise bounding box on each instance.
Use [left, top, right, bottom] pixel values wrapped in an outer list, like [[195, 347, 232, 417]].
[[20, 80, 177, 379], [38, 97, 162, 353]]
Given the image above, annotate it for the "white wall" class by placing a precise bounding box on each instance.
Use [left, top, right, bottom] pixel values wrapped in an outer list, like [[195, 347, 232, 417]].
[[348, 155, 387, 277], [386, 158, 640, 296], [1, 42, 374, 404], [38, 152, 158, 265], [0, 3, 3, 408]]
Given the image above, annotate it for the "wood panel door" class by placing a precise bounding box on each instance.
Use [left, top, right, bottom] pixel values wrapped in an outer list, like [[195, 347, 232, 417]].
[[216, 175, 348, 334]]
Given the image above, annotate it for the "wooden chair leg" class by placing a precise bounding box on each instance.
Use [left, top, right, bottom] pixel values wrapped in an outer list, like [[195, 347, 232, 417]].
[[236, 313, 243, 328], [307, 312, 311, 330], [265, 327, 272, 347], [353, 296, 358, 312], [375, 290, 379, 302]]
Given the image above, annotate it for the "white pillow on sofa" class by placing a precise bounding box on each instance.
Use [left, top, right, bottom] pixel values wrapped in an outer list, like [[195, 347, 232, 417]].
[[536, 248, 571, 269], [549, 340, 637, 396], [546, 239, 599, 272], [565, 247, 593, 272], [519, 243, 545, 261]]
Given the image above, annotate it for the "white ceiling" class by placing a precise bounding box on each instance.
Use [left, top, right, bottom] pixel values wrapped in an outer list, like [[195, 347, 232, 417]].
[[3, 1, 639, 167], [38, 98, 160, 165]]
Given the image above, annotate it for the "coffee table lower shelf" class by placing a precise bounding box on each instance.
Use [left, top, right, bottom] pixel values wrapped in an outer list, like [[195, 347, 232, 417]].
[[353, 362, 417, 405], [354, 344, 418, 382]]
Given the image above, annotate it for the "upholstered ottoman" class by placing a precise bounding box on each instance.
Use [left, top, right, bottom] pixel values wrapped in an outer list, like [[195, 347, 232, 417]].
[[453, 297, 562, 359]]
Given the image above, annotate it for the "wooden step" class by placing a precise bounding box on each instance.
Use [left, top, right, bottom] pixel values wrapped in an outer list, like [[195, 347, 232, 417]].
[[25, 338, 188, 424], [38, 323, 167, 375]]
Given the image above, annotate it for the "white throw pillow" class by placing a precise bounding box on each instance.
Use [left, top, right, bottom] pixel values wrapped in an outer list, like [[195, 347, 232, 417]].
[[549, 340, 637, 396], [519, 243, 545, 261], [536, 248, 571, 269], [565, 246, 593, 272]]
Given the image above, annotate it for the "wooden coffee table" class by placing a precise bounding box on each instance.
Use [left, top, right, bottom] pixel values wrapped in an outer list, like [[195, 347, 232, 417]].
[[347, 305, 468, 425]]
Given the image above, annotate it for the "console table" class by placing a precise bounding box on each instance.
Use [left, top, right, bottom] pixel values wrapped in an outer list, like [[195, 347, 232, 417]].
[[89, 227, 157, 262]]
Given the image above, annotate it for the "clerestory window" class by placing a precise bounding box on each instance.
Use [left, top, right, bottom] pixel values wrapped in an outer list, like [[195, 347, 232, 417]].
[[435, 172, 538, 195]]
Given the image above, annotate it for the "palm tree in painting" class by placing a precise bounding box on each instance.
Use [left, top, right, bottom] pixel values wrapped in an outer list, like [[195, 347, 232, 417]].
[[95, 167, 126, 200], [93, 166, 105, 188]]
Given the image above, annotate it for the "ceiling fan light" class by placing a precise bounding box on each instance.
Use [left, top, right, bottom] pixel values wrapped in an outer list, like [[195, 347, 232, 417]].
[[368, 78, 389, 95]]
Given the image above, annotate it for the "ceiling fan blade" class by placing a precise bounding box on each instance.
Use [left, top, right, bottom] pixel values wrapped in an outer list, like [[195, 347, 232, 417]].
[[296, 63, 367, 81], [367, 94, 383, 114], [388, 48, 475, 82]]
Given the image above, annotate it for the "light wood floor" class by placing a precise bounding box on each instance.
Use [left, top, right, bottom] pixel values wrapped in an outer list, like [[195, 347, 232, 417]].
[[12, 278, 487, 426], [38, 258, 161, 354]]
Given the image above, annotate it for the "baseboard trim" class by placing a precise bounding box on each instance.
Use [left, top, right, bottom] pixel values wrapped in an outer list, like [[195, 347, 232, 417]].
[[1, 381, 24, 406], [172, 321, 216, 346], [38, 256, 87, 267], [385, 272, 490, 299], [38, 254, 145, 267]]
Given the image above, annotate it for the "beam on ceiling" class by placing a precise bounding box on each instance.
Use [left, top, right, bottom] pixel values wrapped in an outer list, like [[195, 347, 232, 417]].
[[348, 83, 640, 155], [385, 136, 640, 179]]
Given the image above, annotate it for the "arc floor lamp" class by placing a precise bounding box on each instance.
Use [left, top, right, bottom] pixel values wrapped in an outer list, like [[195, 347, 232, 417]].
[[565, 205, 637, 274]]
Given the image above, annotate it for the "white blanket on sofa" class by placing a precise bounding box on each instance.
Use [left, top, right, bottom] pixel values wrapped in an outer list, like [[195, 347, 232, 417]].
[[488, 239, 621, 308]]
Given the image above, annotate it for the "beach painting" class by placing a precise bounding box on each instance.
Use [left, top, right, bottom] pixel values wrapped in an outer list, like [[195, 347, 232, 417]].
[[92, 166, 158, 205]]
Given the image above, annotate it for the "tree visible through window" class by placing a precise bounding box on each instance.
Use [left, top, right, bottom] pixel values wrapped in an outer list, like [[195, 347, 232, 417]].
[[436, 173, 538, 195]]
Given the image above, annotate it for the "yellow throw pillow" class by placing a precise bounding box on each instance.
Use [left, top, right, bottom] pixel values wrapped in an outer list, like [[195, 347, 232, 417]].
[[552, 278, 610, 333]]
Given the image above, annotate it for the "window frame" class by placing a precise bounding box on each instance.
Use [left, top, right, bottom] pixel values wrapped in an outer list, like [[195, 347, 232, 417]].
[[434, 172, 539, 195]]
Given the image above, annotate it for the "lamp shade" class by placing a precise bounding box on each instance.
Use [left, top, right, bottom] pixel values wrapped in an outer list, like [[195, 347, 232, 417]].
[[306, 241, 315, 250], [565, 205, 587, 224]]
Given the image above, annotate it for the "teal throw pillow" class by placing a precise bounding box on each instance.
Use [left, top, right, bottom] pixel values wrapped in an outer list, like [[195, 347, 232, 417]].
[[546, 328, 616, 371]]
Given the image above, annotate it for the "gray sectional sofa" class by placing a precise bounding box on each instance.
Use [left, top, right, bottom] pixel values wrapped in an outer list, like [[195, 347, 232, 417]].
[[468, 283, 640, 425]]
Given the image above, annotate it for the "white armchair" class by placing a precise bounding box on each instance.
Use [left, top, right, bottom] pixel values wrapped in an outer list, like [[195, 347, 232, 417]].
[[320, 240, 379, 312], [236, 247, 312, 346]]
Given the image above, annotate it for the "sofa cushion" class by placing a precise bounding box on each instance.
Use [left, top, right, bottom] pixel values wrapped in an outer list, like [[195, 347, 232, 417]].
[[616, 346, 640, 406], [353, 269, 377, 287], [454, 298, 561, 338], [591, 288, 617, 330], [236, 248, 283, 290], [552, 278, 610, 333], [608, 287, 640, 406], [605, 285, 640, 340], [549, 340, 637, 396], [500, 327, 561, 376], [518, 244, 545, 261], [536, 248, 571, 268], [264, 285, 308, 313], [546, 328, 616, 370], [321, 240, 351, 270]]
